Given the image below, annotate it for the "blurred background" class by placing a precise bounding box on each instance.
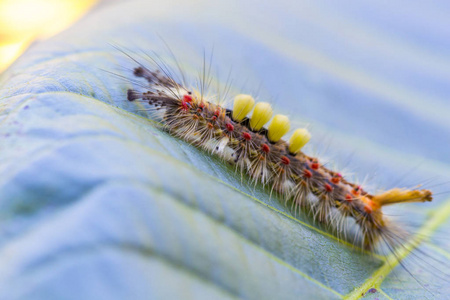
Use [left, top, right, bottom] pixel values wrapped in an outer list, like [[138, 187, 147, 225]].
[[0, 0, 97, 72]]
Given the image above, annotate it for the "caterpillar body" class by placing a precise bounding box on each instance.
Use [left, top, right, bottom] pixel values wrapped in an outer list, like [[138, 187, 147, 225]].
[[126, 60, 433, 253]]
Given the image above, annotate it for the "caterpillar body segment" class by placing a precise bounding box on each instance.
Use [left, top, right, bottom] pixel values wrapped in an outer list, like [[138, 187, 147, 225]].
[[127, 65, 433, 251]]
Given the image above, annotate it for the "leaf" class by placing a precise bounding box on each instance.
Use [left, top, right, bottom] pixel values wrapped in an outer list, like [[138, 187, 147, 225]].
[[0, 1, 449, 299]]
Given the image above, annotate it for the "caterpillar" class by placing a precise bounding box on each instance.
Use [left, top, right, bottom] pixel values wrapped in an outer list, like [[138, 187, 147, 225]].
[[124, 53, 433, 253]]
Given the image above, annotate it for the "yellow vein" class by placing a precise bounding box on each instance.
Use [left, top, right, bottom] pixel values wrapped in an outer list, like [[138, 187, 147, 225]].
[[343, 198, 450, 300]]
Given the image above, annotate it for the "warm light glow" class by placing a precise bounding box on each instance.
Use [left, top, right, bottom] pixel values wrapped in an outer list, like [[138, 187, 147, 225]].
[[0, 0, 97, 72], [0, 41, 29, 69]]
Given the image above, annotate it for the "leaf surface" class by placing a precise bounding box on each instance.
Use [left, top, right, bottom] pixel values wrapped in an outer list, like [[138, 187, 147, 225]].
[[0, 1, 449, 299]]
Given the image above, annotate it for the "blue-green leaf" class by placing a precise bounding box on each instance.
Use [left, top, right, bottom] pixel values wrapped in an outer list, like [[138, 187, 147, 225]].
[[0, 1, 449, 299]]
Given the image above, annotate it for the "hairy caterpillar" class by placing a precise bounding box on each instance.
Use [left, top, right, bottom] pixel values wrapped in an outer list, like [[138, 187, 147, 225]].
[[123, 53, 434, 255]]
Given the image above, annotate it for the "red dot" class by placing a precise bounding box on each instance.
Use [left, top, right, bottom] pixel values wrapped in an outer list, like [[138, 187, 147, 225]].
[[345, 194, 353, 202], [303, 169, 312, 178], [352, 187, 361, 196], [211, 116, 217, 121], [226, 123, 234, 132], [261, 144, 270, 153], [324, 183, 333, 192], [364, 203, 373, 214], [242, 132, 252, 141], [331, 176, 341, 184], [311, 160, 320, 170], [281, 156, 290, 165], [214, 109, 221, 117], [199, 103, 205, 109], [181, 102, 189, 111], [183, 94, 193, 102]]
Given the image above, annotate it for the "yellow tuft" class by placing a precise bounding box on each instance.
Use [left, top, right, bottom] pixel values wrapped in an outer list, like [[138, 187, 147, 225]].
[[250, 102, 273, 131], [268, 114, 290, 142], [288, 128, 311, 154], [232, 94, 255, 122]]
